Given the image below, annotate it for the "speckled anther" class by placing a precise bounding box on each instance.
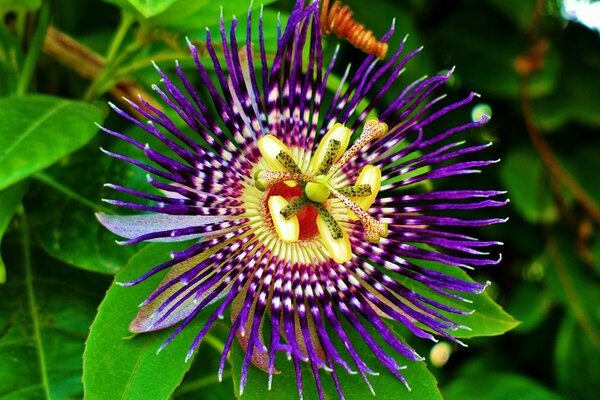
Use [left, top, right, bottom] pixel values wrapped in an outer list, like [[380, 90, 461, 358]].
[[269, 195, 299, 242], [316, 139, 341, 175], [280, 196, 309, 219], [337, 184, 372, 197], [276, 151, 302, 174], [327, 119, 388, 178], [309, 123, 351, 174], [314, 203, 343, 239]]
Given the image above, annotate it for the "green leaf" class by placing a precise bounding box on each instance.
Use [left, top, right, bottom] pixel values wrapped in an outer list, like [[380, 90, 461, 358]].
[[0, 0, 41, 12], [0, 95, 104, 191], [483, 0, 537, 30], [83, 244, 210, 400], [592, 235, 600, 276], [0, 23, 22, 96], [392, 257, 519, 338], [562, 145, 600, 209], [150, 0, 276, 32], [0, 237, 111, 399], [0, 181, 28, 283], [23, 140, 145, 275], [443, 372, 564, 400], [433, 8, 559, 99], [500, 147, 557, 224], [543, 231, 600, 342], [554, 316, 600, 400], [506, 281, 552, 333], [231, 322, 442, 400], [532, 26, 600, 130], [127, 0, 179, 18]]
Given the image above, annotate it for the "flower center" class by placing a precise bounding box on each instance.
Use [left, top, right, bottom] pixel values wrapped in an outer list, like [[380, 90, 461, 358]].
[[254, 119, 388, 263]]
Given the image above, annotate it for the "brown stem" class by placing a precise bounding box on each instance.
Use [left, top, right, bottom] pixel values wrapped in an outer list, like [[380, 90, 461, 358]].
[[42, 26, 161, 114], [519, 79, 600, 225], [517, 0, 600, 225], [547, 232, 600, 351]]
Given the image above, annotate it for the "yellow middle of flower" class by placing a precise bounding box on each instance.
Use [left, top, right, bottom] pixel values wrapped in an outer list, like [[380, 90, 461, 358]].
[[253, 119, 388, 264]]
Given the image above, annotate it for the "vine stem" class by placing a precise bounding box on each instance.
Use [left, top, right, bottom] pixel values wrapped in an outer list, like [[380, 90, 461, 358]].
[[20, 208, 52, 399], [16, 3, 50, 95], [83, 12, 135, 102], [547, 233, 600, 351], [517, 0, 600, 225], [43, 25, 160, 114], [519, 80, 600, 224]]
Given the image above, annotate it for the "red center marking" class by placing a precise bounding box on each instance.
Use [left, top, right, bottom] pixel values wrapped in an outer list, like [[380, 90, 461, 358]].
[[265, 182, 319, 241]]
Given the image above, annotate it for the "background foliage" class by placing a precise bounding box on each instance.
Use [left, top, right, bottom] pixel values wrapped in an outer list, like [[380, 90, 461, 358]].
[[1, 0, 599, 399]]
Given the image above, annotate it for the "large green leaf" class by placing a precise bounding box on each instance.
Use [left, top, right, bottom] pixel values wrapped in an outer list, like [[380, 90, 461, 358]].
[[543, 231, 600, 343], [0, 21, 21, 96], [554, 316, 600, 400], [127, 0, 180, 18], [532, 25, 600, 130], [83, 243, 211, 400], [443, 372, 564, 400], [0, 182, 28, 283], [483, 0, 537, 30], [231, 321, 442, 400], [506, 281, 552, 334], [0, 237, 111, 399], [0, 95, 104, 191], [24, 138, 148, 275], [391, 256, 519, 338], [150, 0, 277, 32], [0, 0, 41, 12], [432, 6, 559, 99], [500, 147, 557, 224]]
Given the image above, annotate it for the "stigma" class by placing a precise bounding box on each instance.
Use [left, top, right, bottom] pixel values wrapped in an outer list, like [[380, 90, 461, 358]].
[[254, 119, 388, 263]]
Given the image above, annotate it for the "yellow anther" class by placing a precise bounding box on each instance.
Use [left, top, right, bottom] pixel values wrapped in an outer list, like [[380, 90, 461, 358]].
[[258, 135, 297, 186], [269, 196, 299, 242], [317, 214, 352, 263], [310, 123, 351, 174], [348, 165, 381, 220]]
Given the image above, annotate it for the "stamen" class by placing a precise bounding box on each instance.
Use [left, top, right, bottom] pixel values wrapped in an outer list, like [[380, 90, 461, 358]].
[[269, 195, 300, 242], [258, 134, 299, 187], [329, 186, 388, 243], [316, 139, 341, 175], [315, 204, 352, 264], [348, 165, 381, 220], [276, 151, 302, 174], [258, 134, 295, 172], [314, 203, 343, 240], [280, 196, 309, 219], [336, 184, 372, 197], [327, 119, 388, 178], [310, 123, 351, 174]]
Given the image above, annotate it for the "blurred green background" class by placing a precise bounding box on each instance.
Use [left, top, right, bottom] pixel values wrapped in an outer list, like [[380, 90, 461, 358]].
[[1, 0, 599, 399]]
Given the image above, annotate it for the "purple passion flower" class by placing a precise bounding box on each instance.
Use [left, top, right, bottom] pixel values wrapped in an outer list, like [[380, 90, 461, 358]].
[[97, 1, 506, 398]]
